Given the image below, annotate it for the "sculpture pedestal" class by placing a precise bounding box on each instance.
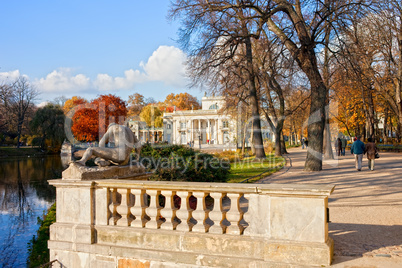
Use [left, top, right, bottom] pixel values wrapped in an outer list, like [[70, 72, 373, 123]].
[[62, 162, 151, 181]]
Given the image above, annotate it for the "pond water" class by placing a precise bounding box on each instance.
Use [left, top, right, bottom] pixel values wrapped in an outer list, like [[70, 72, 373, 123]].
[[0, 155, 66, 268]]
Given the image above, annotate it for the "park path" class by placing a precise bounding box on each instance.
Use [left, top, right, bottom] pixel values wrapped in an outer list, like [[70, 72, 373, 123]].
[[260, 147, 402, 267]]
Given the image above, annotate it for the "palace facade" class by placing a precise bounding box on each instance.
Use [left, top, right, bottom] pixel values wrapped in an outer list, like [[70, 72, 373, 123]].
[[128, 119, 164, 143], [163, 96, 233, 146], [127, 95, 275, 147], [162, 95, 275, 147]]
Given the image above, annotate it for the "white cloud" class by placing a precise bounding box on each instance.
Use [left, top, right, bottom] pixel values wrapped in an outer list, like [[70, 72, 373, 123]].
[[2, 46, 189, 97], [141, 45, 188, 87], [0, 70, 25, 83], [34, 68, 90, 93], [93, 69, 146, 91], [95, 46, 188, 90]]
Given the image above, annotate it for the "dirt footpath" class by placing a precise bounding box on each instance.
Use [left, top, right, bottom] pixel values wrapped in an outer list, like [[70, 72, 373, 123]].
[[260, 147, 402, 267]]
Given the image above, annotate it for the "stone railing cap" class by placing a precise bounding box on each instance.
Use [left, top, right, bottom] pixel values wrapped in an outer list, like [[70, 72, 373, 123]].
[[256, 183, 335, 196], [49, 179, 335, 196]]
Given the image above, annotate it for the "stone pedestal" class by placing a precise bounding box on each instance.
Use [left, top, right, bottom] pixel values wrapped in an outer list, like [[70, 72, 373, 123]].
[[62, 162, 151, 181]]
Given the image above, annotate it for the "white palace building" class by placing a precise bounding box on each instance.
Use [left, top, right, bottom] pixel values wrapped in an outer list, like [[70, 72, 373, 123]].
[[162, 95, 275, 147]]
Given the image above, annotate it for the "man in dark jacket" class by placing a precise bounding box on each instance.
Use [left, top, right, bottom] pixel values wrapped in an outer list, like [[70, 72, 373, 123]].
[[351, 135, 365, 171]]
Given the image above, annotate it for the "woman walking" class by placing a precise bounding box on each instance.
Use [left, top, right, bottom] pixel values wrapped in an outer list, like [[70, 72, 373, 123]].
[[364, 137, 378, 171]]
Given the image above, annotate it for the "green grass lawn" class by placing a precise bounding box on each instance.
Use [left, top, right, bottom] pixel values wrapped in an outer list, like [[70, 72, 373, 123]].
[[227, 154, 285, 183]]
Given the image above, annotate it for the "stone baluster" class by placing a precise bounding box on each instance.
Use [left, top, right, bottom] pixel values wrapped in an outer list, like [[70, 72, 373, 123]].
[[160, 190, 175, 230], [175, 191, 190, 231], [130, 189, 145, 228], [115, 188, 133, 226], [191, 192, 206, 233], [144, 190, 161, 229], [239, 194, 249, 235], [208, 192, 223, 234], [108, 188, 121, 225], [225, 193, 241, 235]]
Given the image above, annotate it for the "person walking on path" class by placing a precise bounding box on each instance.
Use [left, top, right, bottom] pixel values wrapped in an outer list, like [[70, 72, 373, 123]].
[[335, 137, 342, 156], [351, 135, 365, 171], [364, 137, 378, 171], [341, 136, 347, 156]]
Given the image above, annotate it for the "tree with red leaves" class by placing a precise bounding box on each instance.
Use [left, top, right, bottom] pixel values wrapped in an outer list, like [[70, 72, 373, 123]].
[[71, 94, 127, 141]]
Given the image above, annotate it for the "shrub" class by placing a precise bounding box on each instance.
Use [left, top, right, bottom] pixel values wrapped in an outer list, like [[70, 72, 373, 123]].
[[213, 150, 243, 162], [27, 203, 56, 267], [139, 144, 229, 182]]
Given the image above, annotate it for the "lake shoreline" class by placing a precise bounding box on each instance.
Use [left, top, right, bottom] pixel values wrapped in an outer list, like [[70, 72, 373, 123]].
[[0, 147, 59, 159]]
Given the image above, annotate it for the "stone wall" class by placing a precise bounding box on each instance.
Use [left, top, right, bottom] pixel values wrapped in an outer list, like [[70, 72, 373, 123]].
[[48, 179, 334, 267]]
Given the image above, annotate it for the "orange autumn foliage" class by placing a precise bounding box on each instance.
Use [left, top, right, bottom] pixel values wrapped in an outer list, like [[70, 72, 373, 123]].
[[71, 94, 127, 141], [63, 96, 88, 115], [164, 93, 200, 110]]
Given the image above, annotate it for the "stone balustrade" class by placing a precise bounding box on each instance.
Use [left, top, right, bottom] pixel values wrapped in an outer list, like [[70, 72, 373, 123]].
[[105, 182, 249, 234], [48, 179, 335, 267]]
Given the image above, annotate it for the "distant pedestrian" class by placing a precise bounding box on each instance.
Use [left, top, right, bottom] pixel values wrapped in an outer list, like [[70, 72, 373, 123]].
[[341, 136, 347, 156], [304, 139, 308, 148], [364, 137, 378, 171], [302, 138, 305, 149], [335, 138, 342, 156], [351, 135, 365, 171]]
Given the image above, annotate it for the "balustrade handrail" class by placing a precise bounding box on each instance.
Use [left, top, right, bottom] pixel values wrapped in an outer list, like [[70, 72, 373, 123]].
[[49, 179, 334, 196], [98, 180, 334, 196]]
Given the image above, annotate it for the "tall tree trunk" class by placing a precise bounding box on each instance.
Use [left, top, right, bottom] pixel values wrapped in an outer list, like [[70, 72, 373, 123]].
[[323, 121, 334, 159], [274, 121, 284, 157], [16, 117, 23, 149], [281, 133, 288, 154], [397, 17, 402, 142], [366, 89, 376, 139], [241, 119, 247, 155], [261, 71, 286, 157], [250, 131, 255, 155], [384, 108, 388, 143], [243, 26, 265, 159], [267, 17, 327, 169], [242, 131, 246, 155], [303, 61, 327, 171], [323, 19, 334, 160]]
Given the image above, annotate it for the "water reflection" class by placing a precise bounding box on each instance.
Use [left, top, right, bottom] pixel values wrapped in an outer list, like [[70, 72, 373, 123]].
[[0, 156, 64, 267]]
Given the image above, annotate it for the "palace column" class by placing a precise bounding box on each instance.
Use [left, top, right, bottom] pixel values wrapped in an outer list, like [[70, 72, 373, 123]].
[[216, 119, 221, 144], [215, 119, 218, 144], [198, 119, 201, 144], [172, 120, 176, 144], [187, 118, 191, 144], [206, 119, 209, 144], [191, 119, 194, 143], [208, 119, 211, 144]]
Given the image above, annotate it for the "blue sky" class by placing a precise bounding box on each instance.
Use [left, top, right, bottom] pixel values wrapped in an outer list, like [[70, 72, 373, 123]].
[[0, 1, 203, 104]]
